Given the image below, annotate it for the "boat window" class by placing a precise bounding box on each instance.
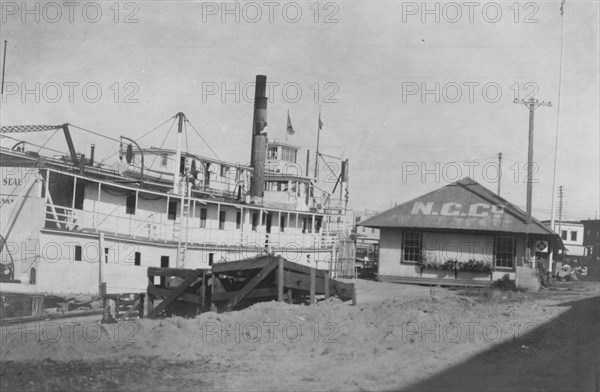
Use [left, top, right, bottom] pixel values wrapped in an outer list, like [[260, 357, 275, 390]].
[[268, 147, 278, 160], [126, 193, 136, 215], [134, 252, 141, 266], [74, 182, 85, 210], [29, 268, 36, 284], [236, 211, 242, 229], [280, 215, 286, 232], [219, 211, 226, 230], [168, 201, 177, 220], [161, 154, 168, 166], [75, 245, 82, 261], [199, 208, 207, 228], [252, 212, 259, 231]]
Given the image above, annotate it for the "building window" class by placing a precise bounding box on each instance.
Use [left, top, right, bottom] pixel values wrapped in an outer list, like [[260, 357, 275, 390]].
[[199, 208, 207, 228], [402, 231, 421, 263], [252, 212, 259, 231], [134, 252, 141, 266], [268, 147, 278, 160], [570, 231, 577, 242], [371, 228, 375, 234], [561, 230, 567, 240], [75, 245, 82, 261], [219, 211, 226, 230], [168, 200, 177, 220], [495, 236, 515, 269], [236, 211, 241, 229], [126, 193, 136, 215], [280, 215, 286, 232]]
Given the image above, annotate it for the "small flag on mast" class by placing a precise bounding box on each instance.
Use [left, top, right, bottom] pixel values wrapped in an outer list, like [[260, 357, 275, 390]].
[[286, 110, 295, 136], [318, 113, 323, 130], [560, 0, 565, 16]]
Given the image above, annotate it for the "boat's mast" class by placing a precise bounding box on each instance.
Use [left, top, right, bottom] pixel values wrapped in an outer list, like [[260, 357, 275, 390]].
[[173, 112, 184, 192]]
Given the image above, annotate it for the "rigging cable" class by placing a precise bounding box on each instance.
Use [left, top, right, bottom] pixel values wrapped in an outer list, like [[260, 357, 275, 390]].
[[185, 118, 221, 161]]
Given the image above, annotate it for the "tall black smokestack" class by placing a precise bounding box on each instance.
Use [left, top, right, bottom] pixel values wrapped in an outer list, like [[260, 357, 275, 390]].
[[250, 75, 268, 198]]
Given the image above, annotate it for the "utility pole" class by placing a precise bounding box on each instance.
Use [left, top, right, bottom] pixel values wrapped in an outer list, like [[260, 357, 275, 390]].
[[557, 185, 564, 236], [557, 185, 564, 263], [514, 97, 551, 261], [514, 98, 552, 224], [497, 152, 502, 196]]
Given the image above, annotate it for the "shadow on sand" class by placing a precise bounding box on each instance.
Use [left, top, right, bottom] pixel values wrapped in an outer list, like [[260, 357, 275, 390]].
[[402, 295, 600, 392]]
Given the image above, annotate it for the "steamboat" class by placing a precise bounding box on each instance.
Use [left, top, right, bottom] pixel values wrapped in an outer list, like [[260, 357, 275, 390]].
[[0, 75, 352, 296]]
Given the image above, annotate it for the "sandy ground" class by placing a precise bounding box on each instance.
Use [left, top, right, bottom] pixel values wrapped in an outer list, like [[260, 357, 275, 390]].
[[1, 280, 598, 392]]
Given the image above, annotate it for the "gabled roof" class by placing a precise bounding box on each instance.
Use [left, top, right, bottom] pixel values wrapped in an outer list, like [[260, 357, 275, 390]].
[[360, 177, 556, 236]]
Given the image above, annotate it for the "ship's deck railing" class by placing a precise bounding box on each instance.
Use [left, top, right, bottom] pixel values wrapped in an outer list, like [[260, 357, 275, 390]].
[[44, 204, 338, 249]]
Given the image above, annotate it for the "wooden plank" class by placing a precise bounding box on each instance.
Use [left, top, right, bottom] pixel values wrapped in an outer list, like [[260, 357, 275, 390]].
[[150, 287, 203, 304], [378, 275, 493, 288], [199, 272, 206, 308], [148, 267, 208, 278], [212, 288, 278, 302], [283, 260, 327, 278], [310, 267, 316, 305], [147, 269, 204, 318], [277, 256, 284, 302], [283, 270, 325, 293], [324, 271, 330, 299], [329, 279, 355, 301], [147, 277, 155, 316], [211, 255, 273, 273], [120, 297, 140, 319], [221, 260, 278, 312]]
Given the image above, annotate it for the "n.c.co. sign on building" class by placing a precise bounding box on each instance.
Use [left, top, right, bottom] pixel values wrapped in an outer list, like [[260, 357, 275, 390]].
[[410, 201, 504, 218]]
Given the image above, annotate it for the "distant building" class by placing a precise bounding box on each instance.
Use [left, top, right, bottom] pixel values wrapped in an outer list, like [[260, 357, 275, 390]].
[[359, 178, 563, 287], [354, 210, 381, 270], [355, 210, 381, 241], [541, 220, 586, 264], [581, 219, 600, 262]]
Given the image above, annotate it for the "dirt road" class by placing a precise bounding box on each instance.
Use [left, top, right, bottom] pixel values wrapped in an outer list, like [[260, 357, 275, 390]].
[[1, 280, 598, 391]]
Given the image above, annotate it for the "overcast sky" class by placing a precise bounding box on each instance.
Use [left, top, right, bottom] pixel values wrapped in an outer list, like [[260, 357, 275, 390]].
[[1, 0, 598, 221]]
